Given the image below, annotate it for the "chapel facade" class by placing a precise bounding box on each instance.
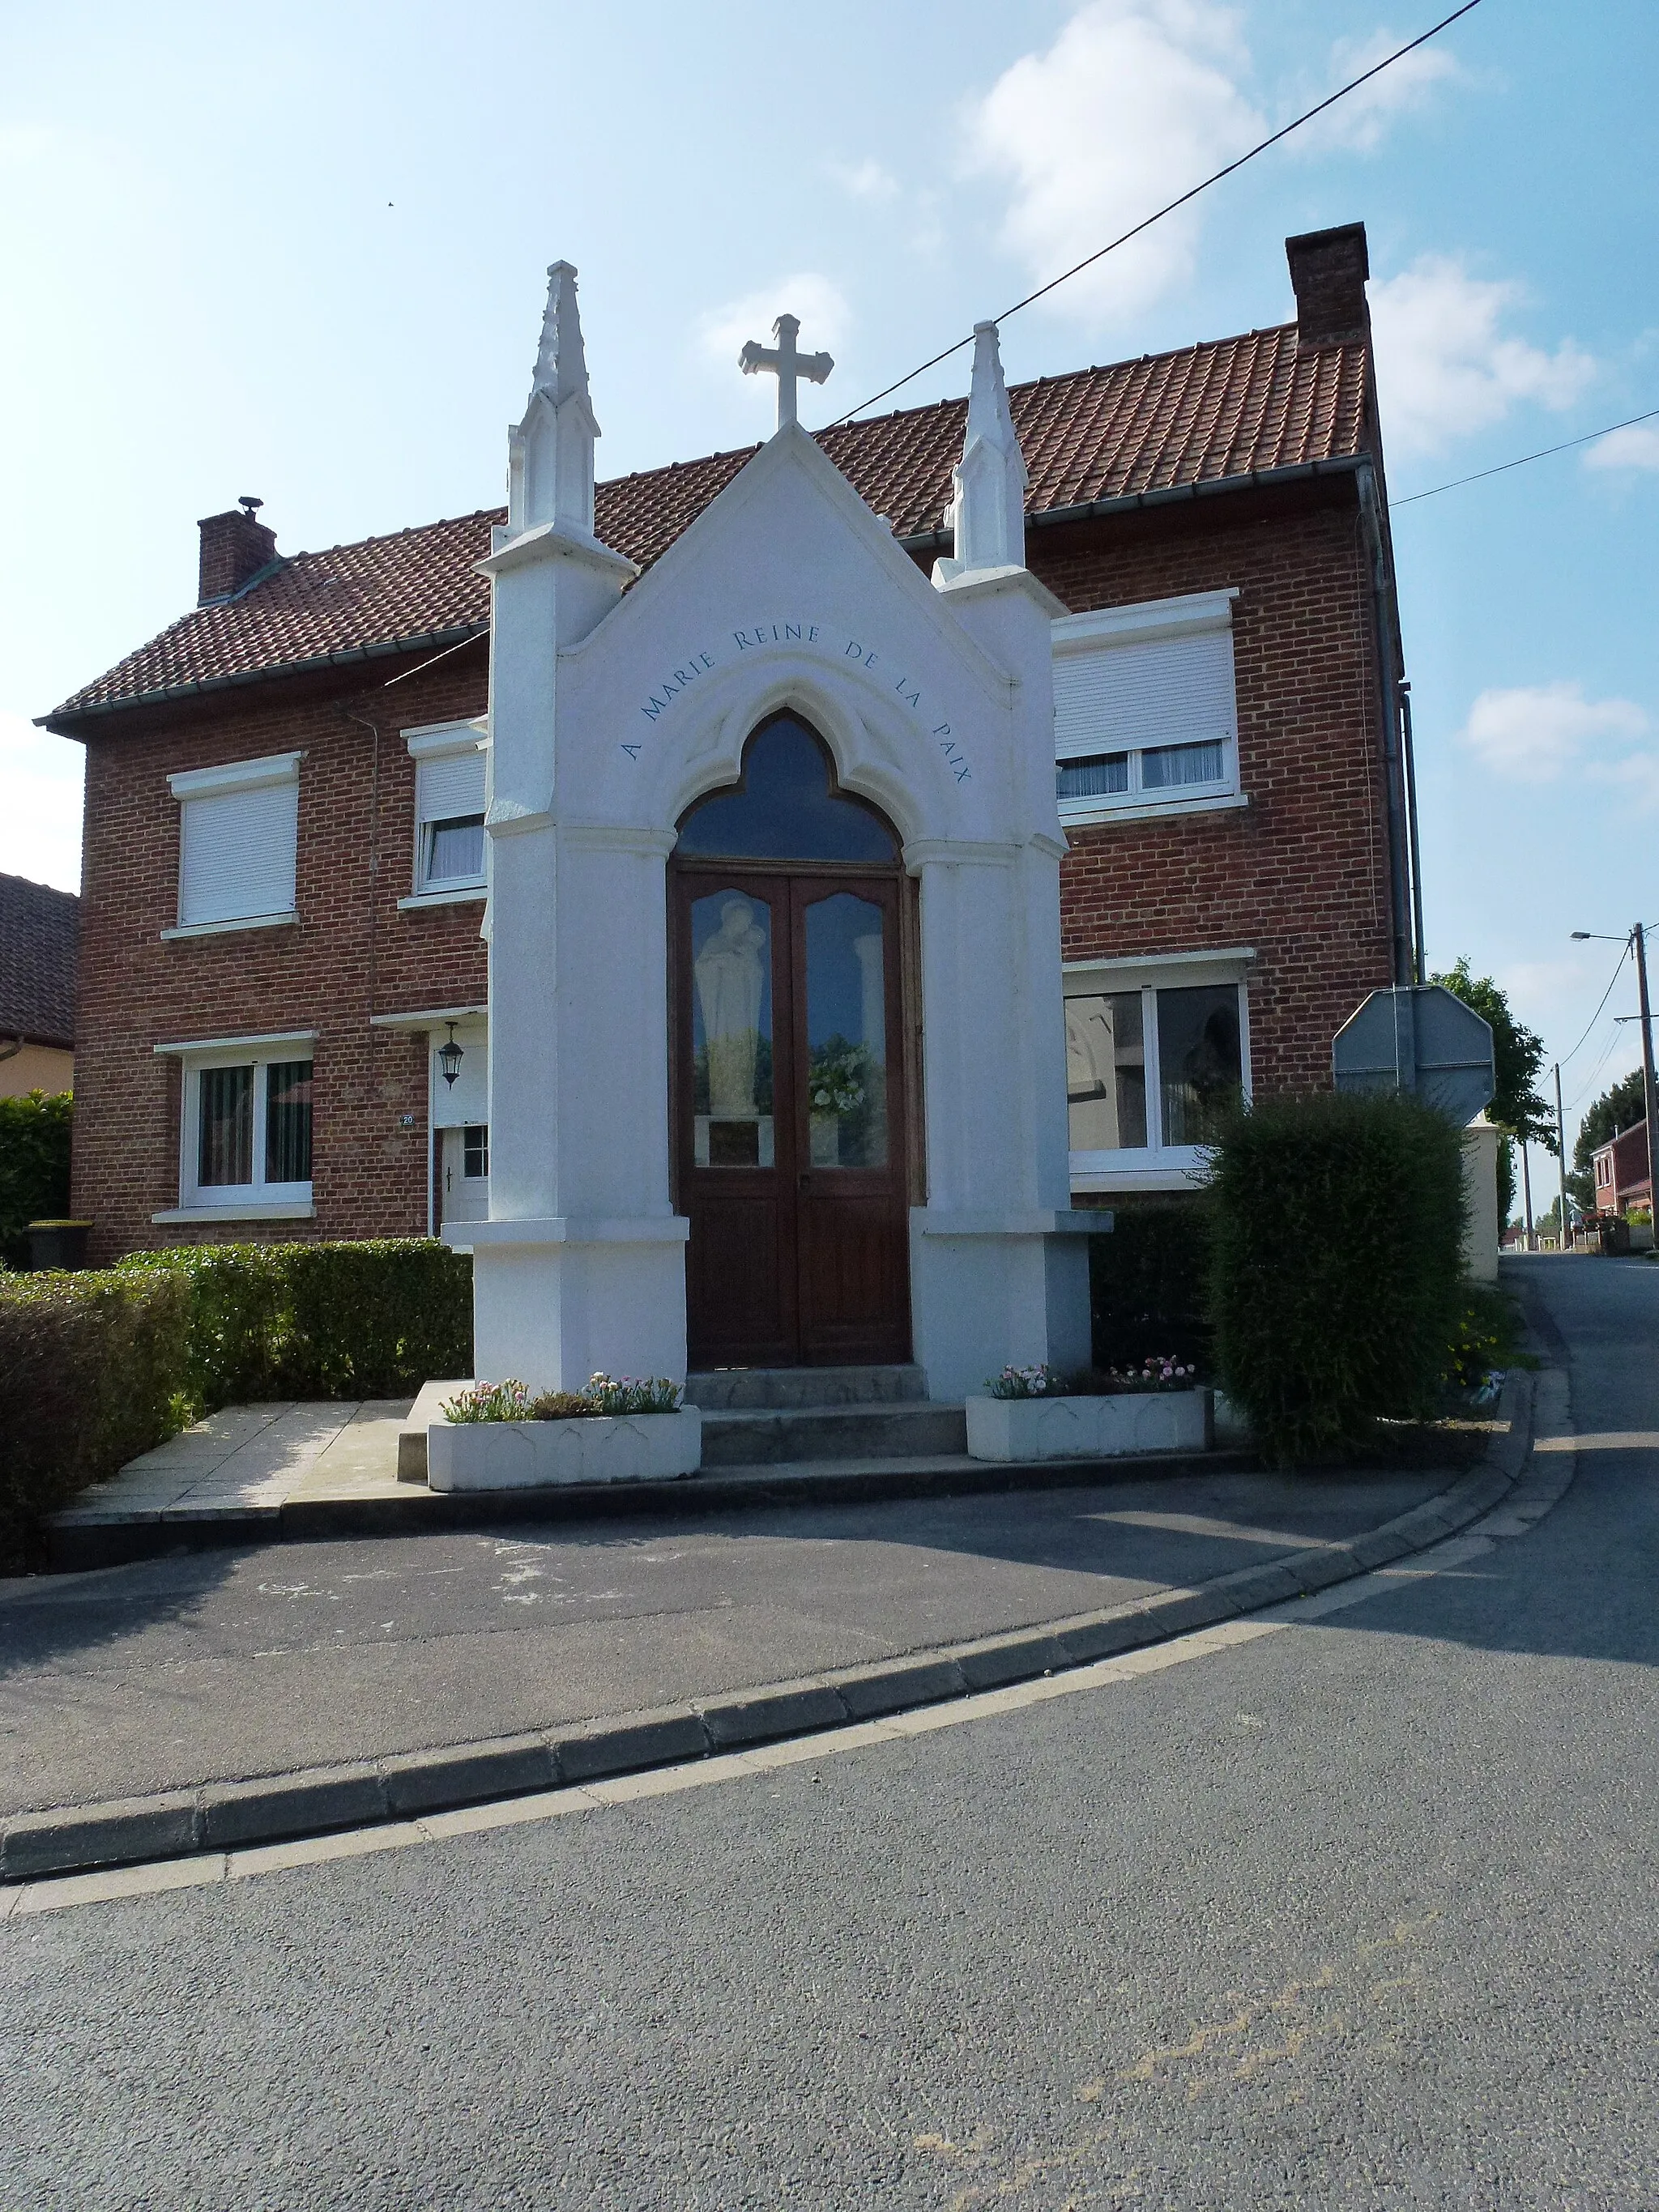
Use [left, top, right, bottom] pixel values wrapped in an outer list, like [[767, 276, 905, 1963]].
[[45, 221, 1415, 1389]]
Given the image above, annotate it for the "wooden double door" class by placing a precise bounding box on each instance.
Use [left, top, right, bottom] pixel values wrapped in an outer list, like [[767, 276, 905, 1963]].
[[674, 867, 911, 1368]]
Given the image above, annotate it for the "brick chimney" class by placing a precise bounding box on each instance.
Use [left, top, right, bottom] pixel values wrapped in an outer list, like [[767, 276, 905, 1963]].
[[1285, 222, 1370, 352], [197, 505, 278, 605]]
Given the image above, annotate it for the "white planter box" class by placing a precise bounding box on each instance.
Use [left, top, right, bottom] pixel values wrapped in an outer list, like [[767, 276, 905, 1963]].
[[427, 1407, 702, 1492], [965, 1388, 1212, 1463]]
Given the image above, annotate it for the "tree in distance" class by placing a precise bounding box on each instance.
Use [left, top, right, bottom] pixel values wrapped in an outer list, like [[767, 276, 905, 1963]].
[[1431, 958, 1553, 1226]]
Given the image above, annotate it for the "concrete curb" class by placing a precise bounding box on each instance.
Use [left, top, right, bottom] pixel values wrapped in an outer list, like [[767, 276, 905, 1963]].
[[5, 1377, 1536, 1885]]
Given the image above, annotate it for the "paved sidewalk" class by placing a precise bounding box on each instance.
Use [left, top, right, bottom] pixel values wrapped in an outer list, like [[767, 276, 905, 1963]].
[[1, 1451, 1485, 1822], [49, 1400, 414, 1525]]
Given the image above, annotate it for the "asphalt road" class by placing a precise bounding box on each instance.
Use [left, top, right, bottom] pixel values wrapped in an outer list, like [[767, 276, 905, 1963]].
[[0, 1461, 1450, 1814], [2, 1255, 1653, 2209]]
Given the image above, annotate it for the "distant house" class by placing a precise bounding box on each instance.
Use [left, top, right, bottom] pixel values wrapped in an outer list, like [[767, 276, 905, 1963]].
[[1592, 1120, 1651, 1216], [0, 872, 78, 1098]]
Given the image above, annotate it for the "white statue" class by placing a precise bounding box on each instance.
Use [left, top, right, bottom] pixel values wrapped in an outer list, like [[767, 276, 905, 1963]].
[[695, 897, 767, 1118]]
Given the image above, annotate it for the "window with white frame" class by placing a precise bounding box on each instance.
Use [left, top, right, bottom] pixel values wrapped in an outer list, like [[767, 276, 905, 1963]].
[[1065, 958, 1252, 1188], [1051, 590, 1240, 825], [405, 722, 487, 901], [158, 1032, 318, 1217], [167, 753, 301, 933]]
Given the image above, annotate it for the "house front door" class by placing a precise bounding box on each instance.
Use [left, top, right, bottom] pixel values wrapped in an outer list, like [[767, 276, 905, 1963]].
[[675, 867, 910, 1368]]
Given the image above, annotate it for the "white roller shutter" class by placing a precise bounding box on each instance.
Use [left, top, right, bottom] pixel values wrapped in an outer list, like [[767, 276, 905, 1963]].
[[417, 750, 485, 825], [178, 776, 299, 927], [1054, 629, 1237, 761]]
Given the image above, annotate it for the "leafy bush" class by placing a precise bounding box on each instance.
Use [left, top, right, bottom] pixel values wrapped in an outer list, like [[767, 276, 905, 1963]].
[[1088, 1200, 1213, 1373], [1208, 1091, 1468, 1464], [115, 1239, 472, 1407], [0, 1268, 190, 1569], [6, 1238, 471, 1565], [1444, 1282, 1531, 1391], [0, 1090, 73, 1268]]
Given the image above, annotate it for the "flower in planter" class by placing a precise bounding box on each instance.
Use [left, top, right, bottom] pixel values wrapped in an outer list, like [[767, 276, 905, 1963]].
[[582, 1373, 682, 1416], [985, 1363, 1068, 1400], [442, 1374, 684, 1422], [442, 1379, 534, 1422]]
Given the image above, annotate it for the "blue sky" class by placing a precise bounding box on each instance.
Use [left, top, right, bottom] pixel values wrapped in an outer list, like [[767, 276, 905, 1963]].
[[2, 0, 1653, 1166]]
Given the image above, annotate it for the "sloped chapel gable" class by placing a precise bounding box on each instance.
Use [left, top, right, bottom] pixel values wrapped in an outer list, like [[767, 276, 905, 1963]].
[[552, 421, 1060, 850]]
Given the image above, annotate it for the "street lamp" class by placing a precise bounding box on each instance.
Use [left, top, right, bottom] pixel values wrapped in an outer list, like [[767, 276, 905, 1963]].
[[1570, 925, 1659, 1242], [437, 1021, 465, 1089]]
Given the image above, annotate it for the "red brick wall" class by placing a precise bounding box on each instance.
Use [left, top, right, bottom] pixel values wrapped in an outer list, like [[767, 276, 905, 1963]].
[[72, 649, 490, 1260], [1025, 480, 1396, 1101]]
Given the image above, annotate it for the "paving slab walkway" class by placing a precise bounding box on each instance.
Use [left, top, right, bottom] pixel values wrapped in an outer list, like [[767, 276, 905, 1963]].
[[1, 1448, 1481, 1821]]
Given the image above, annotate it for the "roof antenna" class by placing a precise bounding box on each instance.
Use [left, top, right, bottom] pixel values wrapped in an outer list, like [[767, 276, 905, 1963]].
[[237, 495, 264, 518]]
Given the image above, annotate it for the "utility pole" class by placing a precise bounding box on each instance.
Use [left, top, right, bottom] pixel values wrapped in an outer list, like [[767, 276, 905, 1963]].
[[1555, 1062, 1569, 1251], [1520, 1140, 1535, 1251], [1635, 922, 1659, 1234]]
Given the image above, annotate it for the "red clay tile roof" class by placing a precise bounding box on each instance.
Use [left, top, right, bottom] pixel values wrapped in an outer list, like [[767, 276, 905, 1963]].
[[0, 872, 79, 1048], [49, 322, 1369, 723]]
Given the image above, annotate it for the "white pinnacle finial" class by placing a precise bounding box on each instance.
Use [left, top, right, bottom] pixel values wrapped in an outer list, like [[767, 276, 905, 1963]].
[[934, 320, 1030, 583], [508, 260, 600, 536], [531, 259, 591, 408], [739, 313, 834, 432]]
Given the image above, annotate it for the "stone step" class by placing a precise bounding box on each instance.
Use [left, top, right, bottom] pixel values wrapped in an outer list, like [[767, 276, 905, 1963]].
[[684, 1364, 927, 1411], [699, 1400, 967, 1467]]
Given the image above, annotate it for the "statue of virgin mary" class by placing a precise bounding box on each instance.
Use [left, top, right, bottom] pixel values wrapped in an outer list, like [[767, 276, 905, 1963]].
[[694, 897, 767, 1119]]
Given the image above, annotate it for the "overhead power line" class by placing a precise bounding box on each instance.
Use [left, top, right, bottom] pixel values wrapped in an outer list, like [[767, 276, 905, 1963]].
[[1394, 405, 1659, 507], [1559, 942, 1630, 1074], [827, 0, 1486, 428]]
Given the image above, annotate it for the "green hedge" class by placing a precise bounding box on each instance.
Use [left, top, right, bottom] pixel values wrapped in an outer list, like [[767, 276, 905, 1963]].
[[1208, 1091, 1467, 1464], [0, 1089, 73, 1268], [5, 1240, 471, 1568], [0, 1268, 190, 1569], [115, 1239, 474, 1404], [1088, 1200, 1213, 1373]]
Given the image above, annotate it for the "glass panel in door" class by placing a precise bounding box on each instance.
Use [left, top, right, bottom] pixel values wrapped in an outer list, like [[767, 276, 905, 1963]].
[[689, 890, 774, 1168], [802, 892, 888, 1170]]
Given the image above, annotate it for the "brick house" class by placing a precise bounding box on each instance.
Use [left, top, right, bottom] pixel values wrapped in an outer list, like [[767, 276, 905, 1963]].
[[42, 221, 1417, 1269], [0, 872, 79, 1098], [1591, 1121, 1652, 1217]]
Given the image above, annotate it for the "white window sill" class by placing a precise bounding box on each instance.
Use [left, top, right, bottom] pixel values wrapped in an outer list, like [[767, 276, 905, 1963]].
[[398, 886, 487, 910], [161, 911, 297, 941], [153, 1200, 315, 1224], [1060, 792, 1248, 829], [1069, 1152, 1211, 1193]]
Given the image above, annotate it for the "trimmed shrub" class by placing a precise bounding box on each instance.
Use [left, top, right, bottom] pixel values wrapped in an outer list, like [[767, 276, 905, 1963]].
[[115, 1239, 473, 1407], [0, 1268, 190, 1569], [0, 1090, 73, 1268], [1088, 1200, 1213, 1373], [6, 1239, 471, 1565], [1208, 1091, 1468, 1464]]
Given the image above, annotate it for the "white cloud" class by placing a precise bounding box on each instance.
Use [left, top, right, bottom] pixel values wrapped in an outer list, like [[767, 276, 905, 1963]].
[[697, 273, 851, 373], [1459, 683, 1649, 784], [0, 708, 83, 893], [1588, 753, 1659, 810], [1584, 421, 1659, 473], [965, 0, 1263, 326], [827, 158, 898, 205], [1295, 28, 1460, 156], [1371, 255, 1595, 457]]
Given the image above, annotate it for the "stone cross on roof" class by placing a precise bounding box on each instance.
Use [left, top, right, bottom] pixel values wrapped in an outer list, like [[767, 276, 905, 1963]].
[[738, 313, 834, 431]]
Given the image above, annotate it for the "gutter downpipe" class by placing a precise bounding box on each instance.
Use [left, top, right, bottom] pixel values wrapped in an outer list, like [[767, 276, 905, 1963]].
[[1399, 680, 1426, 982], [1356, 461, 1418, 991]]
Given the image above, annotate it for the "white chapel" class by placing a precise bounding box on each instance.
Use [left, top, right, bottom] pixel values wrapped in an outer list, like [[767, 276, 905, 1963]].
[[450, 263, 1094, 1403]]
